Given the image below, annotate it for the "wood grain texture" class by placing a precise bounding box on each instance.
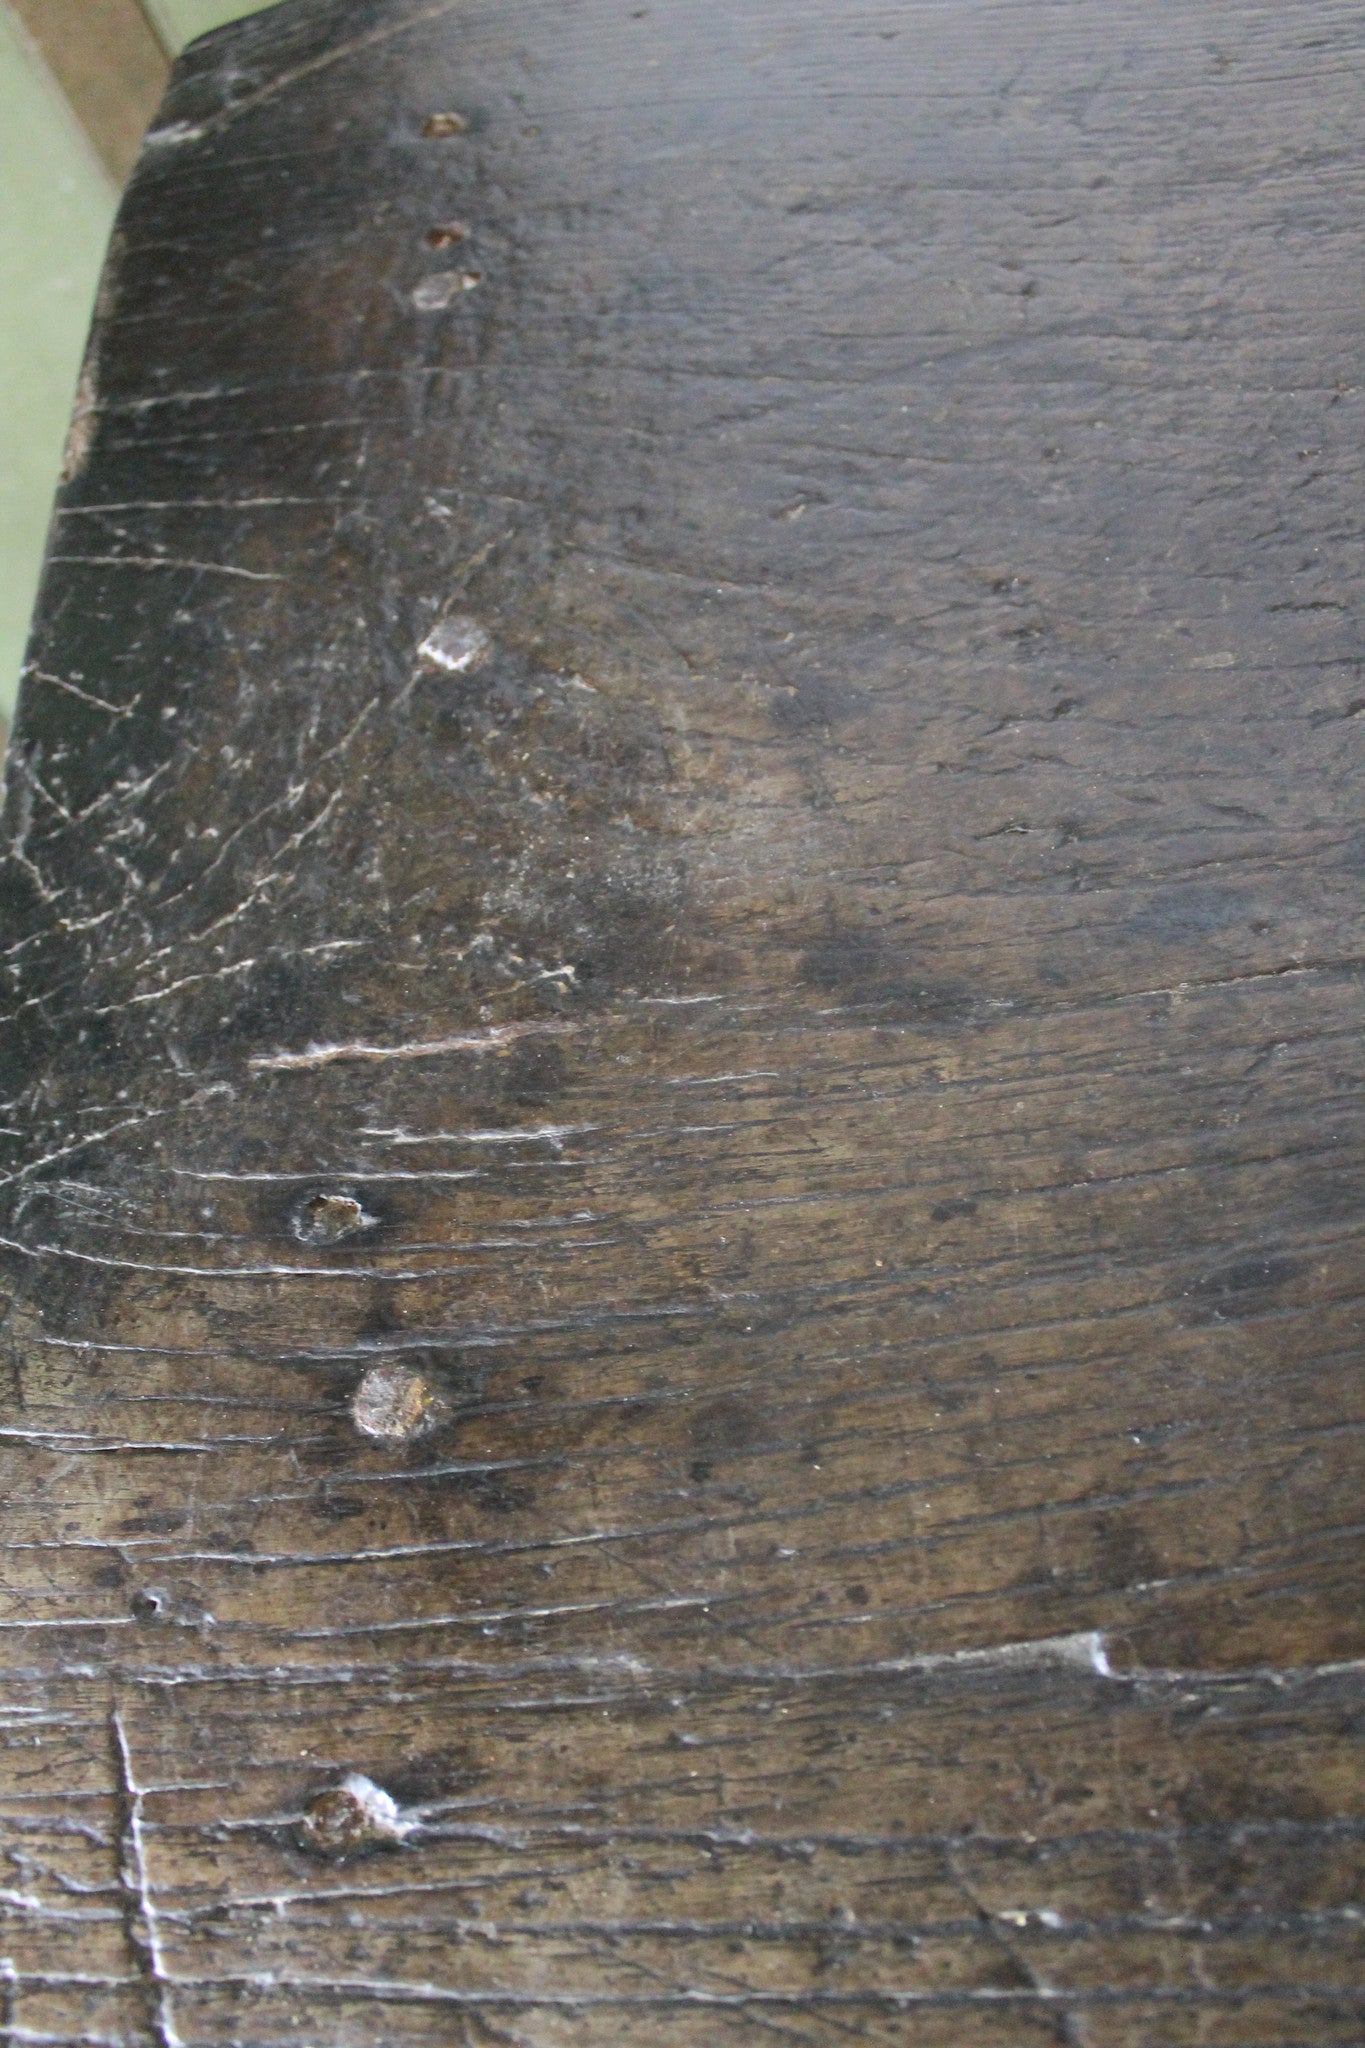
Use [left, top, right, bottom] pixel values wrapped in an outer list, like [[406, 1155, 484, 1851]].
[[2, 0, 1362, 2039]]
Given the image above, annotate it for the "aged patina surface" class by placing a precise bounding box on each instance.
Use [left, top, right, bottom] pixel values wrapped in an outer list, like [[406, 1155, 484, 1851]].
[[1, 0, 1362, 2040]]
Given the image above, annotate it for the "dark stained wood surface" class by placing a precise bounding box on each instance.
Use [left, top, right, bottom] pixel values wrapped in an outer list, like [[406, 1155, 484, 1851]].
[[2, 1, 1362, 2039]]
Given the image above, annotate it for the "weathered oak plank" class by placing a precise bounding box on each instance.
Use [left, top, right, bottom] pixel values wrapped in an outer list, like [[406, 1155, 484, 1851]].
[[1, 0, 1362, 2039]]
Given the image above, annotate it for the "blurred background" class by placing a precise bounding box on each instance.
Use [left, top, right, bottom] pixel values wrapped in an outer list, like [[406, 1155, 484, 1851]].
[[0, 0, 277, 730]]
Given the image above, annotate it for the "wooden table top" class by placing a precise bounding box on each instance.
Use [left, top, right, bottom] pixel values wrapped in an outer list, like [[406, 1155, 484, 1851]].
[[2, 1, 1361, 2039]]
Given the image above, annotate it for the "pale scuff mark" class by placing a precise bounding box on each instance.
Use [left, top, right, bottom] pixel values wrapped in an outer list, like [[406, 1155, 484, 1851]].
[[358, 1120, 597, 1149], [141, 119, 206, 149], [412, 271, 481, 310], [27, 667, 134, 719], [59, 366, 100, 485], [904, 1629, 1114, 1679], [417, 614, 492, 673], [250, 1019, 576, 1073], [46, 555, 285, 582]]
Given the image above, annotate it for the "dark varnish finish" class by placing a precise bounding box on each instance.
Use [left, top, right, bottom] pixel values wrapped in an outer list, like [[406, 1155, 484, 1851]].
[[0, 1, 1362, 2040]]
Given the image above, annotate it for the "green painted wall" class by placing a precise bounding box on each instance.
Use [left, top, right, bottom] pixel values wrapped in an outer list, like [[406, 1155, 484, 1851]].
[[0, 7, 117, 721], [0, 1, 275, 720]]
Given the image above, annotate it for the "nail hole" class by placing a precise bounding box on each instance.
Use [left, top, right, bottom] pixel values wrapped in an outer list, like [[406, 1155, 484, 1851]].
[[300, 1774, 411, 1857], [351, 1364, 443, 1441], [425, 220, 470, 249], [292, 1191, 372, 1246], [130, 1588, 167, 1621], [422, 110, 468, 137]]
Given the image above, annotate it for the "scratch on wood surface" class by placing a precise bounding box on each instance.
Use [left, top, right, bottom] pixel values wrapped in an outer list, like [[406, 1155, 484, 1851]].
[[111, 1707, 182, 2048], [46, 555, 286, 582], [143, 0, 468, 147], [249, 1020, 579, 1071], [3, 0, 1363, 2040]]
